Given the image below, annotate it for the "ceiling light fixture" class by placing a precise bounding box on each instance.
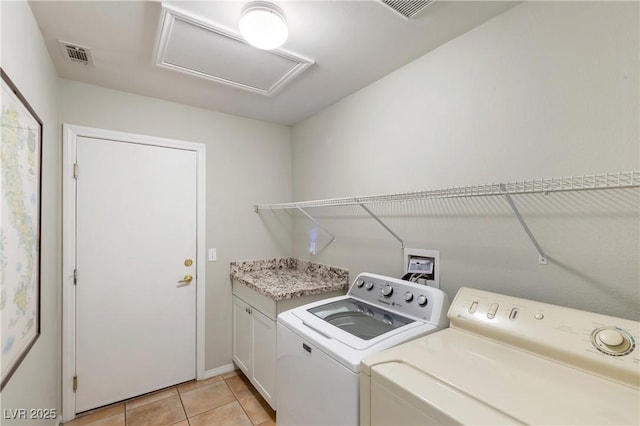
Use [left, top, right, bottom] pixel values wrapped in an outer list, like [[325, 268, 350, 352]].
[[239, 1, 288, 50]]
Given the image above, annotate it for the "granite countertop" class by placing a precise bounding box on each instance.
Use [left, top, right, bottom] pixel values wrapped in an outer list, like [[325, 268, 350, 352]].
[[230, 258, 349, 301]]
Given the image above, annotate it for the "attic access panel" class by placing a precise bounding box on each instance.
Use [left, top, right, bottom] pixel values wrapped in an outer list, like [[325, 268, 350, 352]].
[[155, 4, 313, 96]]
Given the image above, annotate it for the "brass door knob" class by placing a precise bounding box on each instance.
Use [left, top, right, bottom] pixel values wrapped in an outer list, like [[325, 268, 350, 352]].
[[178, 274, 193, 284]]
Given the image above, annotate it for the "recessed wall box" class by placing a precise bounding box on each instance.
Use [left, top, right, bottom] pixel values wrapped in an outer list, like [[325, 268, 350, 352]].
[[403, 248, 440, 288]]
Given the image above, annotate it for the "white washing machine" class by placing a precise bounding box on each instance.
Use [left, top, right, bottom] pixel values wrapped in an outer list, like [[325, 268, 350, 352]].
[[360, 287, 640, 425], [276, 273, 450, 426]]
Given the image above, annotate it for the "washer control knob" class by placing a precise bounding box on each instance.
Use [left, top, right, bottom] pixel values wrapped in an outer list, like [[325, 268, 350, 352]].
[[381, 284, 393, 297], [417, 295, 428, 306], [365, 281, 374, 291], [591, 327, 634, 356], [598, 329, 624, 347], [356, 279, 365, 288], [404, 291, 414, 302]]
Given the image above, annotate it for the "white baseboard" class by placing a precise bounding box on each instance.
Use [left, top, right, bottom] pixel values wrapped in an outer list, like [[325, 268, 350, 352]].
[[201, 363, 236, 380]]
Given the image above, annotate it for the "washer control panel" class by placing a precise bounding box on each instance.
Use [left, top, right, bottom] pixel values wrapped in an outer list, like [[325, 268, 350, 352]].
[[348, 273, 449, 324], [449, 287, 640, 389]]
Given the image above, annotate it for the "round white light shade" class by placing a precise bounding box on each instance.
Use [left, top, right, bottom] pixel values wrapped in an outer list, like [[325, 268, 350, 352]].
[[239, 2, 288, 50]]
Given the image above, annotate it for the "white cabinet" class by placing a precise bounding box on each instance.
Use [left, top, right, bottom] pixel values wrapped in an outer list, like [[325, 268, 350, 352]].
[[232, 294, 277, 408], [232, 280, 344, 410]]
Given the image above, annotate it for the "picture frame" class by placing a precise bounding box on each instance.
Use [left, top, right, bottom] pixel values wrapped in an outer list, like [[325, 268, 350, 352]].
[[1, 68, 43, 390]]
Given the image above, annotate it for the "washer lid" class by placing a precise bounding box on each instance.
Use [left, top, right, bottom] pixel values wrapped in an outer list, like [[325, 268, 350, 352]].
[[362, 329, 640, 425], [285, 295, 438, 357], [370, 362, 520, 425]]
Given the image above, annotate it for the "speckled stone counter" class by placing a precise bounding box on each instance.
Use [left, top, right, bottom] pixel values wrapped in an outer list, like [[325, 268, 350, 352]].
[[230, 258, 349, 301]]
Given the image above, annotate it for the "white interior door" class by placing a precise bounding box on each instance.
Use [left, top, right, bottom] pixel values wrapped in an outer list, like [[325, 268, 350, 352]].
[[74, 136, 197, 412]]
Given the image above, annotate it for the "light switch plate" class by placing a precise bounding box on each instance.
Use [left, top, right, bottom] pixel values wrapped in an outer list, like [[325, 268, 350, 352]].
[[208, 248, 217, 262]]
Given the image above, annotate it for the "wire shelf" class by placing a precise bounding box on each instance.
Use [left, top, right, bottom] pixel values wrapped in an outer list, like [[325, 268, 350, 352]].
[[254, 170, 639, 262], [255, 171, 640, 211]]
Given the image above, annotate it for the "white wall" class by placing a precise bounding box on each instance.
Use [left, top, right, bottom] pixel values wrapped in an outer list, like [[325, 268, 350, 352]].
[[59, 79, 292, 372], [290, 1, 639, 320], [0, 2, 61, 425]]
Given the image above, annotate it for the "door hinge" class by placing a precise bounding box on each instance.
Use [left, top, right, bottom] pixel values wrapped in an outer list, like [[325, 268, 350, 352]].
[[73, 163, 79, 179], [73, 269, 77, 286], [73, 375, 78, 392]]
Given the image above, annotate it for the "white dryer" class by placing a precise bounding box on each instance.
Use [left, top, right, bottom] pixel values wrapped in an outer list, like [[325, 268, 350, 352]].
[[277, 273, 450, 426], [360, 287, 640, 425]]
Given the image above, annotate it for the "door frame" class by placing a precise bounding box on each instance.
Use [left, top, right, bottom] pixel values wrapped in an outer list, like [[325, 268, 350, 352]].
[[61, 124, 206, 422]]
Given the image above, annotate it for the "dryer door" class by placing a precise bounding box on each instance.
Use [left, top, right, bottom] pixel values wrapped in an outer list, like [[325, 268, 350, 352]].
[[367, 362, 520, 426]]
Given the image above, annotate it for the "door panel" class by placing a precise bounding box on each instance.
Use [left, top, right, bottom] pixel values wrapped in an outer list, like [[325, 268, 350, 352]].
[[75, 136, 197, 411]]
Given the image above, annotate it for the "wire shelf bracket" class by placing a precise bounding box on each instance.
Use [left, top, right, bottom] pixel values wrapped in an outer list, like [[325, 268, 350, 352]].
[[296, 207, 336, 255], [359, 202, 405, 248], [502, 185, 548, 265], [254, 171, 640, 261]]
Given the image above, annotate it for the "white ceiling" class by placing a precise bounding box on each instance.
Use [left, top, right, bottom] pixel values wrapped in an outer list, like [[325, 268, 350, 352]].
[[29, 1, 519, 126]]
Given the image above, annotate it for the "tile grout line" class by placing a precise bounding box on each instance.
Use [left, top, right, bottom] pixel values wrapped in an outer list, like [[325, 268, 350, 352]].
[[224, 375, 266, 426], [223, 376, 254, 425], [178, 376, 242, 425], [175, 385, 190, 426]]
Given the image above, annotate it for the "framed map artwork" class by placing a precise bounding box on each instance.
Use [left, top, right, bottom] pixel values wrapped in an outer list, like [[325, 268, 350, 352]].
[[1, 68, 42, 390]]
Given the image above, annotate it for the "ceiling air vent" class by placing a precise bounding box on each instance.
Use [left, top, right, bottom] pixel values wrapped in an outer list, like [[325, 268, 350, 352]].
[[381, 0, 435, 19], [58, 40, 94, 65]]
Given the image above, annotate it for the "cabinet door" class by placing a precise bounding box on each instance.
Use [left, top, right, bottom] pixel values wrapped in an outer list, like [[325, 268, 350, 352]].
[[232, 296, 252, 376], [252, 308, 277, 408]]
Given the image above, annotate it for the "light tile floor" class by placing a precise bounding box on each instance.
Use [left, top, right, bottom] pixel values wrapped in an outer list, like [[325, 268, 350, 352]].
[[63, 370, 276, 426]]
